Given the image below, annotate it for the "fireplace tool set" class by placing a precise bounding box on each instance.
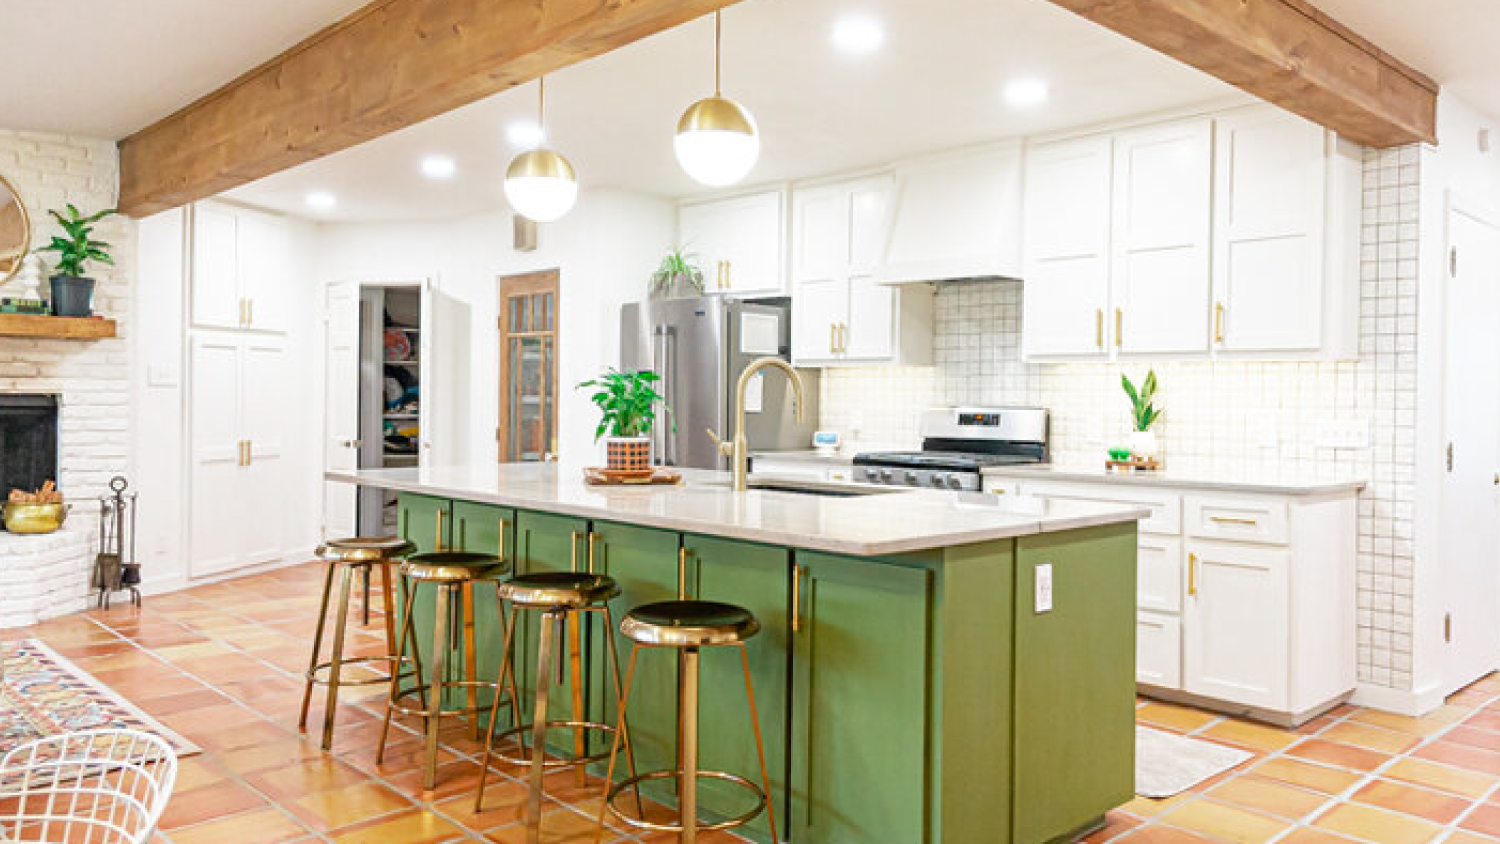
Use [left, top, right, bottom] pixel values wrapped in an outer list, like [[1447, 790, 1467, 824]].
[[92, 475, 141, 609]]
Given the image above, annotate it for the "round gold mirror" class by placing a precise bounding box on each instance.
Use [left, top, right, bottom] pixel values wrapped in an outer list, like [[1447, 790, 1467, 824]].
[[0, 174, 31, 287]]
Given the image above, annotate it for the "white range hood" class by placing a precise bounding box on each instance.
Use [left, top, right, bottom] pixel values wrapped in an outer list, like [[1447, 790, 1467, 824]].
[[875, 141, 1025, 285]]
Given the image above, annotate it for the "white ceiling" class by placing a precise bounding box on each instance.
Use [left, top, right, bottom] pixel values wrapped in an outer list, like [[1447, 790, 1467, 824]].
[[225, 0, 1240, 221], [1, 0, 371, 139]]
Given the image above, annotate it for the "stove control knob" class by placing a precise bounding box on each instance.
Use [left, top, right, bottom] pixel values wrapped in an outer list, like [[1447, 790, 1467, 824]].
[[905, 470, 919, 484], [929, 474, 946, 487], [945, 475, 964, 490], [879, 468, 894, 482], [862, 467, 878, 481]]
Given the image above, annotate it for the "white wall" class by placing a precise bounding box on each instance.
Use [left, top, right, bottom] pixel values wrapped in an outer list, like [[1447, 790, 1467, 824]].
[[312, 188, 675, 467]]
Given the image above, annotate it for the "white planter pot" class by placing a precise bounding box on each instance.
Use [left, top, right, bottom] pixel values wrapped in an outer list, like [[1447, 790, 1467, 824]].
[[1128, 430, 1159, 459]]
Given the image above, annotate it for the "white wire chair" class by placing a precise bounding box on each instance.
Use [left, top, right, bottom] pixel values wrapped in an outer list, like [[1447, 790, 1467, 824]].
[[0, 729, 178, 844]]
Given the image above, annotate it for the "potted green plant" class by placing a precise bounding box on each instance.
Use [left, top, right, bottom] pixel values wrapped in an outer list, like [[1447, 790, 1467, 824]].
[[38, 205, 117, 317], [649, 246, 705, 299], [1121, 369, 1163, 461], [579, 369, 670, 471]]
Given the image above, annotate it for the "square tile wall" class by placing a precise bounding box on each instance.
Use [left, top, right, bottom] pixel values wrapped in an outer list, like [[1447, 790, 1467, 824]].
[[823, 146, 1420, 691]]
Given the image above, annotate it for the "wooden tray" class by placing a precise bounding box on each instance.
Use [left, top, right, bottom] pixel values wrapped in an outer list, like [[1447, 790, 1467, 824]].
[[584, 466, 683, 486], [1106, 456, 1161, 472]]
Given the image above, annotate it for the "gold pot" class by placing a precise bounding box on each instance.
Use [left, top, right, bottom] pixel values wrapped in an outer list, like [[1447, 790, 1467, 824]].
[[3, 502, 69, 534]]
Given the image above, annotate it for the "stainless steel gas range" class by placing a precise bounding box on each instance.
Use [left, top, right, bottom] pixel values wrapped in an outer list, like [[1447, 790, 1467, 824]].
[[852, 407, 1049, 491]]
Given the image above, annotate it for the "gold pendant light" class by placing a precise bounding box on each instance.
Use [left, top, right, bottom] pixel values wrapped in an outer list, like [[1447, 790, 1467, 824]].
[[675, 10, 760, 187], [505, 77, 579, 223]]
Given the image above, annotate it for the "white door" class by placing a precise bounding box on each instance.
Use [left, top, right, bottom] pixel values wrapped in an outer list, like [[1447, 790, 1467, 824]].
[[237, 210, 290, 333], [323, 283, 360, 538], [1022, 135, 1113, 358], [1112, 120, 1212, 355], [188, 333, 242, 576], [1443, 207, 1500, 694], [1183, 541, 1290, 709], [1213, 106, 1326, 352], [239, 336, 287, 565], [191, 203, 240, 330], [718, 191, 784, 296]]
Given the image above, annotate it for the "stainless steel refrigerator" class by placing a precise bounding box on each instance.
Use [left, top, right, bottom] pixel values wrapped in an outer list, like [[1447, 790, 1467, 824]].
[[621, 297, 819, 470]]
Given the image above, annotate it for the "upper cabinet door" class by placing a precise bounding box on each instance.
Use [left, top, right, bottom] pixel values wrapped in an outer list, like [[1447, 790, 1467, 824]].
[[679, 189, 785, 296], [1213, 106, 1327, 353], [236, 210, 292, 333], [792, 187, 851, 285], [678, 200, 725, 287], [843, 179, 897, 360], [191, 203, 240, 330], [1111, 119, 1212, 355], [1022, 135, 1113, 358]]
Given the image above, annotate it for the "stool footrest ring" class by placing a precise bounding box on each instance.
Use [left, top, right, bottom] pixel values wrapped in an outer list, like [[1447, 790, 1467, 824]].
[[306, 655, 415, 688], [603, 769, 767, 834], [387, 685, 507, 720], [486, 720, 620, 769]]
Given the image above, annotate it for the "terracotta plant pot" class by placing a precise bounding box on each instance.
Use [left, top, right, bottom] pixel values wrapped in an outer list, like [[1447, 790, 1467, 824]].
[[606, 436, 652, 471]]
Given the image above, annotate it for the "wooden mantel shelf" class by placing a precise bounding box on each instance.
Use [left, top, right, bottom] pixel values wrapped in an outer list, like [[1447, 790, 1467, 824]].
[[0, 313, 117, 340]]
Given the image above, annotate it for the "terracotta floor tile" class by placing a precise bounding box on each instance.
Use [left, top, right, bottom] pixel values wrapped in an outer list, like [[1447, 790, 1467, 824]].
[[1466, 711, 1500, 733], [1137, 702, 1221, 732], [1159, 798, 1289, 844], [1415, 741, 1500, 775], [1350, 709, 1453, 737], [435, 779, 534, 831], [1321, 721, 1421, 755], [1279, 828, 1363, 844], [1383, 758, 1498, 799], [290, 781, 412, 831], [1463, 804, 1500, 839], [1111, 830, 1223, 844], [330, 809, 467, 844], [1352, 779, 1471, 823], [1082, 810, 1142, 844], [158, 780, 270, 830], [1313, 803, 1443, 844], [1450, 727, 1500, 754], [1202, 720, 1301, 753], [1446, 831, 1500, 844], [1288, 738, 1392, 772], [170, 807, 311, 844], [1209, 775, 1329, 820], [1252, 758, 1364, 794], [1119, 793, 1196, 818], [246, 757, 370, 800]]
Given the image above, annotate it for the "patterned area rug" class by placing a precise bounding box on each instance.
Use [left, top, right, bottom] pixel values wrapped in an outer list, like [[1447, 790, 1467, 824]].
[[0, 639, 200, 763]]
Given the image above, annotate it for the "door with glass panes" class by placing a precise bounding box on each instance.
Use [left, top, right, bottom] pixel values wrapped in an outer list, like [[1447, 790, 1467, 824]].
[[498, 270, 559, 462]]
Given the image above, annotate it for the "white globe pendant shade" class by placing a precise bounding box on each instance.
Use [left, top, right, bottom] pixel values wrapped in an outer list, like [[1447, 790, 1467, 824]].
[[674, 96, 760, 187], [504, 148, 578, 223]]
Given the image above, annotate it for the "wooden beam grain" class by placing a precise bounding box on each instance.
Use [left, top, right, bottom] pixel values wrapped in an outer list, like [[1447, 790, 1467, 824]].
[[1045, 0, 1438, 149], [117, 0, 745, 217]]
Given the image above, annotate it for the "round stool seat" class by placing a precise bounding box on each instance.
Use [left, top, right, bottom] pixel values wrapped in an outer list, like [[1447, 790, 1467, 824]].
[[500, 572, 620, 608], [317, 536, 417, 564], [620, 601, 760, 647], [402, 552, 509, 583]]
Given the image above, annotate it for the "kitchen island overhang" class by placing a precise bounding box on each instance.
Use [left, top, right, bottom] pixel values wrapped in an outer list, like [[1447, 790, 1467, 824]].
[[328, 464, 1146, 844]]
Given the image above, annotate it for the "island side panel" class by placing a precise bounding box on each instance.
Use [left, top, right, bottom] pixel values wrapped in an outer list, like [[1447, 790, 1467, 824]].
[[1011, 522, 1138, 843]]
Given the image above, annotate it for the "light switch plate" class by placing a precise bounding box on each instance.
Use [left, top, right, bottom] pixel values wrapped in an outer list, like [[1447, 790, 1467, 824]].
[[1035, 563, 1054, 614]]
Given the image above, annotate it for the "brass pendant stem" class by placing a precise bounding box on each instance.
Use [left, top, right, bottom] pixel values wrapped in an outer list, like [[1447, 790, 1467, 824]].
[[714, 10, 722, 97]]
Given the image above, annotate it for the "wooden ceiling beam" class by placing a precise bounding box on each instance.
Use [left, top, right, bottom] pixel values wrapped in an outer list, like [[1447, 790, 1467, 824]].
[[1045, 0, 1438, 149], [117, 0, 744, 217]]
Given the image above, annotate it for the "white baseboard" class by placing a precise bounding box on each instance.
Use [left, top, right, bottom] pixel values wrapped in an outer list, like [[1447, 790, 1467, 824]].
[[1351, 680, 1448, 716], [138, 551, 316, 599]]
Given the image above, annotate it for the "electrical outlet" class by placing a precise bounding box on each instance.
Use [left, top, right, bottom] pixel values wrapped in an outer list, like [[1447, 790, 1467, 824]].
[[1035, 563, 1054, 614], [1316, 418, 1370, 450]]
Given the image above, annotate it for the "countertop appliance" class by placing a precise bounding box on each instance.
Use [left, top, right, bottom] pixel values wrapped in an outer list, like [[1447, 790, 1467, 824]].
[[621, 297, 819, 470], [853, 407, 1048, 491]]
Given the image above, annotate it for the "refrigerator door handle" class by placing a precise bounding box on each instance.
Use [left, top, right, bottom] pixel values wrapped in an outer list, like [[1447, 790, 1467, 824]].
[[652, 324, 677, 466]]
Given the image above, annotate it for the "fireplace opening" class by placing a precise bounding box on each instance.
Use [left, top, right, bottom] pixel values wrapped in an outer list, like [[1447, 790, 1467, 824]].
[[0, 395, 59, 501]]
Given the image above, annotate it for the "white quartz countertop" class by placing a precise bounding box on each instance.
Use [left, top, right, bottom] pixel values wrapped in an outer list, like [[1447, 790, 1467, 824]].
[[749, 450, 855, 465], [327, 464, 1148, 557], [980, 464, 1367, 497]]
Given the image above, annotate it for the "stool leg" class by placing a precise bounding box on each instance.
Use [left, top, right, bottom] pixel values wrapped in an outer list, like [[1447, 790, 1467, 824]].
[[463, 583, 480, 740], [377, 563, 399, 668], [599, 604, 643, 817], [740, 643, 779, 844], [362, 564, 372, 626], [298, 563, 337, 732], [377, 576, 421, 764], [567, 609, 587, 787], [423, 582, 452, 791], [680, 647, 700, 844], [593, 643, 641, 844], [475, 600, 522, 813], [320, 564, 355, 751], [526, 608, 559, 844]]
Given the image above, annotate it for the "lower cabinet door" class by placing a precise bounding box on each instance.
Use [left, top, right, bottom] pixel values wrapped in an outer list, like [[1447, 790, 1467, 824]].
[[1183, 541, 1290, 709], [512, 510, 591, 749], [394, 494, 453, 705], [451, 502, 514, 722], [791, 553, 930, 844], [688, 535, 790, 843], [1136, 610, 1182, 688], [1137, 535, 1183, 614]]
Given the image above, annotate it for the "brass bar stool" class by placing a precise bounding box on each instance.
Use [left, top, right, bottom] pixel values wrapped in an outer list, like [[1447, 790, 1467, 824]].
[[376, 551, 516, 791], [299, 536, 417, 752], [596, 601, 778, 844], [476, 571, 638, 844]]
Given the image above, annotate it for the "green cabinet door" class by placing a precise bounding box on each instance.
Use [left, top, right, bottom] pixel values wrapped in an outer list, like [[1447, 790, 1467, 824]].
[[394, 495, 454, 701], [512, 510, 592, 754], [1011, 525, 1137, 844], [588, 521, 684, 800], [687, 535, 790, 844], [791, 553, 931, 844], [451, 501, 516, 723]]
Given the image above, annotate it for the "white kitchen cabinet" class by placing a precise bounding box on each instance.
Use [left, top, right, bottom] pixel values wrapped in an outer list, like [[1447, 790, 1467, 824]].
[[190, 201, 294, 333], [678, 189, 785, 296], [993, 475, 1356, 725], [1212, 104, 1361, 358], [791, 176, 932, 366], [189, 332, 287, 578], [1110, 119, 1212, 355], [1021, 135, 1113, 358]]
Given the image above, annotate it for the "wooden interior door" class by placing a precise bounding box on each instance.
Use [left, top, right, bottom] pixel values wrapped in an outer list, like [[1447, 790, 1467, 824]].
[[498, 270, 560, 463]]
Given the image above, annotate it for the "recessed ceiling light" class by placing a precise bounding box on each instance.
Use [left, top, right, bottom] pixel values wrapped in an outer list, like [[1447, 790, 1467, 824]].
[[507, 121, 545, 148], [1004, 78, 1050, 108], [831, 15, 885, 55], [304, 191, 337, 211], [420, 155, 456, 179]]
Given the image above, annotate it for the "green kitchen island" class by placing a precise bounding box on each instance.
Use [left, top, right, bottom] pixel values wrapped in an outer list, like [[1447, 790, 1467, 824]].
[[328, 464, 1147, 844]]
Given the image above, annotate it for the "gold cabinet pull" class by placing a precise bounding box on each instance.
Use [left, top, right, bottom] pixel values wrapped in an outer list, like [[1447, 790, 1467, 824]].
[[1188, 553, 1197, 597], [678, 547, 690, 601], [1115, 308, 1123, 349], [247, 298, 254, 327], [458, 517, 468, 552], [435, 509, 446, 552], [244, 440, 251, 466], [829, 323, 838, 355], [1095, 309, 1104, 349], [838, 323, 848, 354], [587, 531, 598, 574], [1214, 302, 1225, 344], [238, 299, 247, 327], [570, 530, 582, 572], [497, 518, 508, 563], [1210, 515, 1258, 526], [791, 565, 805, 633], [724, 259, 732, 289]]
